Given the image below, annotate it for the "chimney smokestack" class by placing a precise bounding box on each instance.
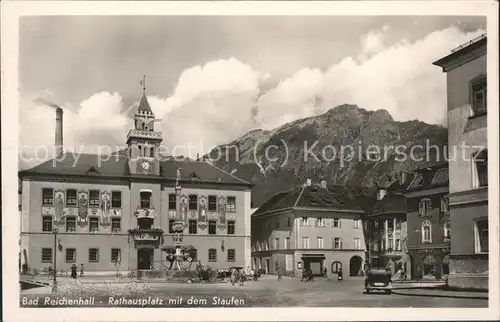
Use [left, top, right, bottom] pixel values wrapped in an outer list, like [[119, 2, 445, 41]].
[[55, 107, 63, 156]]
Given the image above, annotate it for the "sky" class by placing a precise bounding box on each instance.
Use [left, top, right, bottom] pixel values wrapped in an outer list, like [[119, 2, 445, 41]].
[[19, 15, 486, 168]]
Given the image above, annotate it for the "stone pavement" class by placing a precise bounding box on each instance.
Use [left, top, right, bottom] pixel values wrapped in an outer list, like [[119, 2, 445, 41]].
[[391, 288, 488, 299], [20, 275, 487, 307]]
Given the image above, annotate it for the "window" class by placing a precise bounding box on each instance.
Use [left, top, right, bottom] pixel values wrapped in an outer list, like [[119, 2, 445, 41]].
[[471, 75, 487, 115], [276, 218, 280, 228], [140, 191, 151, 209], [285, 237, 290, 249], [66, 216, 76, 232], [440, 197, 449, 214], [111, 191, 122, 208], [354, 219, 360, 229], [42, 188, 54, 205], [149, 147, 155, 158], [419, 198, 432, 216], [227, 196, 236, 212], [317, 237, 324, 249], [111, 218, 121, 233], [316, 218, 325, 227], [474, 150, 488, 188], [65, 248, 76, 263], [42, 216, 53, 232], [227, 221, 235, 235], [300, 217, 309, 226], [208, 195, 217, 211], [302, 237, 309, 249], [422, 220, 432, 243], [89, 218, 99, 233], [333, 218, 341, 228], [208, 248, 217, 262], [41, 248, 53, 262], [169, 220, 175, 233], [354, 238, 360, 250], [189, 220, 197, 234], [274, 238, 280, 250], [475, 219, 488, 253], [189, 249, 198, 261], [89, 248, 99, 262], [444, 222, 451, 242], [89, 190, 100, 207], [208, 220, 217, 235], [66, 189, 77, 206], [188, 195, 198, 210], [333, 237, 342, 249], [287, 217, 292, 227], [111, 248, 121, 262], [168, 194, 176, 210], [227, 249, 236, 262], [396, 239, 401, 251]]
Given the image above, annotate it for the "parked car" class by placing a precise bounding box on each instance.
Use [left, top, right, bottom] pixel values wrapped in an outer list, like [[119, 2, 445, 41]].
[[364, 268, 392, 294]]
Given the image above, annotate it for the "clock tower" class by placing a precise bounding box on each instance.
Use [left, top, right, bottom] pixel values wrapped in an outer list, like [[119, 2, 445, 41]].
[[126, 76, 163, 176]]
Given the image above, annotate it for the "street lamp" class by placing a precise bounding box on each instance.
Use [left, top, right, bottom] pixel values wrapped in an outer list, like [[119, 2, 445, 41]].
[[52, 227, 59, 292]]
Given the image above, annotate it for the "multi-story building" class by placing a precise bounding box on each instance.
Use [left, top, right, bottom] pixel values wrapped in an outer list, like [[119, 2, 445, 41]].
[[251, 179, 375, 277], [433, 34, 488, 289], [19, 88, 253, 274], [366, 172, 414, 276], [405, 164, 450, 280]]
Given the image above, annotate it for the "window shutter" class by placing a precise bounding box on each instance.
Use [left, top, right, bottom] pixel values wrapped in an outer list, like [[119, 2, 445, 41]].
[[427, 199, 432, 213]]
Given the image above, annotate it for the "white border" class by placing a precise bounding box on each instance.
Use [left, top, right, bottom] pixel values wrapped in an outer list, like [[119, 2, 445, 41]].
[[2, 1, 499, 321]]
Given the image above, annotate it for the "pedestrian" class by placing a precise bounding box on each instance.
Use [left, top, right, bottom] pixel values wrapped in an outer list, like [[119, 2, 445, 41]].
[[80, 263, 84, 277], [277, 268, 282, 281], [239, 269, 245, 286], [230, 268, 237, 286], [308, 269, 314, 282], [301, 269, 307, 282], [323, 267, 327, 277], [337, 268, 343, 282], [71, 263, 77, 279]]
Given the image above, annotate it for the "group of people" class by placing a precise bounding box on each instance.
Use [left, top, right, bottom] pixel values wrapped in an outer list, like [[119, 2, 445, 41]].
[[230, 267, 246, 286], [70, 263, 84, 279], [301, 267, 343, 282]]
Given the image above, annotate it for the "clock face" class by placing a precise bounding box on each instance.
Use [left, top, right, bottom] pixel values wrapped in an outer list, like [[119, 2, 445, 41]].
[[141, 160, 151, 171]]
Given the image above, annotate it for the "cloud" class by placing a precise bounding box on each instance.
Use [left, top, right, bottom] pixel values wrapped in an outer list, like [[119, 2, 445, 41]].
[[19, 25, 485, 167]]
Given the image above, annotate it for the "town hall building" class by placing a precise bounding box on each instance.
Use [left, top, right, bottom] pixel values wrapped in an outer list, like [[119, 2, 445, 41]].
[[19, 85, 253, 274]]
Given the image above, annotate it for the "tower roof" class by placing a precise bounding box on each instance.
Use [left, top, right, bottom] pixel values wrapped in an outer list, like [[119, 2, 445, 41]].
[[137, 93, 154, 115]]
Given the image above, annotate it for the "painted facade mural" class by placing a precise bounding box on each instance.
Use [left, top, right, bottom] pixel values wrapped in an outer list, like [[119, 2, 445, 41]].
[[180, 195, 188, 223], [198, 196, 208, 230], [77, 190, 89, 227], [54, 190, 65, 226], [100, 191, 111, 226], [217, 196, 227, 230]]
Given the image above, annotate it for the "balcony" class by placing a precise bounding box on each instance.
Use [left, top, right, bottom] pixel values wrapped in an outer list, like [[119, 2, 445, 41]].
[[128, 228, 164, 249]]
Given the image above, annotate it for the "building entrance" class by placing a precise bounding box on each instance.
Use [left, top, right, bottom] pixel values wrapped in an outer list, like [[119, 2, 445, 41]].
[[302, 254, 325, 276], [137, 248, 153, 270]]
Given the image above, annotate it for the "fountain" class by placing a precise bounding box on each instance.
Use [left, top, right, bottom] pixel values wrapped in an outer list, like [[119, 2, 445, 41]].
[[160, 168, 195, 280]]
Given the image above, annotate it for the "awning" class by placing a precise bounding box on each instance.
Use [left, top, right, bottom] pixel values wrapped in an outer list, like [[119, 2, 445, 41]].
[[301, 254, 326, 259]]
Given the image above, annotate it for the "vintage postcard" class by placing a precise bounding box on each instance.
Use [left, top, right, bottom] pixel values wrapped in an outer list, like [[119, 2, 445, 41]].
[[1, 1, 499, 321]]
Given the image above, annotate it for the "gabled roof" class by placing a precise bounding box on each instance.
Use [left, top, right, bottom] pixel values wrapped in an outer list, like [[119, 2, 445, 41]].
[[252, 183, 376, 217], [159, 159, 252, 185], [386, 173, 416, 193], [371, 193, 406, 215], [137, 93, 154, 115], [18, 153, 252, 186], [406, 163, 449, 192]]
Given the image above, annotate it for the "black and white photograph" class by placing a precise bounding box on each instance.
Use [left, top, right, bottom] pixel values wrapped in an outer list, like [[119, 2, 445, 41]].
[[1, 1, 499, 321]]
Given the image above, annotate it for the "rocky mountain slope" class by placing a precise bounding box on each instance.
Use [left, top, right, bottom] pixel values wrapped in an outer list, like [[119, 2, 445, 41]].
[[207, 104, 447, 208]]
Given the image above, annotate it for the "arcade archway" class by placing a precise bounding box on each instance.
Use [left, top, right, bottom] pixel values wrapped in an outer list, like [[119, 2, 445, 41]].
[[349, 256, 363, 276]]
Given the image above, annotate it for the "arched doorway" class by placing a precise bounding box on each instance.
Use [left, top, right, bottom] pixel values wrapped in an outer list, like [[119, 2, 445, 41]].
[[349, 256, 363, 276], [331, 261, 342, 274], [442, 255, 450, 275], [423, 254, 436, 277]]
